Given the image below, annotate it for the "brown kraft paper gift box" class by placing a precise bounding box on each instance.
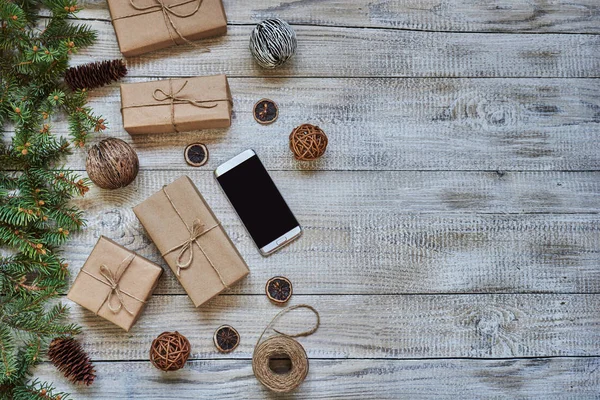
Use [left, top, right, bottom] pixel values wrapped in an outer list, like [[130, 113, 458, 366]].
[[67, 236, 163, 332], [107, 0, 227, 57], [133, 176, 249, 307], [120, 75, 233, 135]]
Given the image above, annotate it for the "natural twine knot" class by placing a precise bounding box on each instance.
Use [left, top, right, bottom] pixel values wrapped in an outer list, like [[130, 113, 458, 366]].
[[81, 254, 147, 316], [153, 80, 219, 133], [160, 186, 229, 289], [152, 80, 219, 109], [289, 124, 328, 161], [128, 0, 207, 49], [162, 219, 220, 276]]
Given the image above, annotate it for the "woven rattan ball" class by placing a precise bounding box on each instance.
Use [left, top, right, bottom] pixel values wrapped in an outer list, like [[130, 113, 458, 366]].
[[150, 331, 191, 371], [86, 138, 138, 189], [289, 124, 328, 161]]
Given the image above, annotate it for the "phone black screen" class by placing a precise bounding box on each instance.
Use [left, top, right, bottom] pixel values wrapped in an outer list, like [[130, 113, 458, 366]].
[[217, 154, 299, 248]]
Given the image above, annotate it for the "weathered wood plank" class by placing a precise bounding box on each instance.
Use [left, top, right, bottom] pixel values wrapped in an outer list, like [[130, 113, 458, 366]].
[[49, 78, 600, 171], [59, 294, 600, 360], [64, 170, 600, 295], [73, 22, 600, 78], [75, 0, 600, 34], [34, 357, 600, 399]]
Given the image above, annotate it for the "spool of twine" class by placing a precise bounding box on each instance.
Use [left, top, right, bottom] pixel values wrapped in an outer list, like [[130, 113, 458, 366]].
[[249, 19, 297, 69], [252, 304, 320, 393]]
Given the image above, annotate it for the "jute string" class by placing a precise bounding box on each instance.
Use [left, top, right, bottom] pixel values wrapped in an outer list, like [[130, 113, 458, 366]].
[[253, 305, 320, 393], [160, 186, 228, 289], [120, 80, 231, 133], [112, 0, 208, 50], [81, 254, 146, 315]]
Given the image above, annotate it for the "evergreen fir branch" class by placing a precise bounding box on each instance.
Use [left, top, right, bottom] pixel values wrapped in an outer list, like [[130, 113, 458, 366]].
[[0, 1, 27, 30], [0, 0, 100, 395], [15, 336, 42, 381], [45, 206, 84, 232], [0, 254, 62, 280], [39, 18, 95, 49], [0, 325, 18, 384], [42, 303, 72, 327], [11, 378, 71, 400]]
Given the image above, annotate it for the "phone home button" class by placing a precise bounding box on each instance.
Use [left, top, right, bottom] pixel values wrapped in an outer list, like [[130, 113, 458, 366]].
[[276, 236, 288, 246]]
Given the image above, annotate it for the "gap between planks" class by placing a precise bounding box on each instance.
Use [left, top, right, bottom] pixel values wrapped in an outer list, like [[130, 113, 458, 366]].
[[34, 357, 600, 399], [64, 0, 600, 34], [63, 294, 600, 360]]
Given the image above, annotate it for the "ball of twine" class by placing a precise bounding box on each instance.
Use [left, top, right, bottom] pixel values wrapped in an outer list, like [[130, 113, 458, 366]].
[[253, 305, 320, 393], [250, 19, 297, 69], [289, 124, 328, 161], [86, 138, 138, 189], [149, 331, 191, 371], [253, 336, 308, 393]]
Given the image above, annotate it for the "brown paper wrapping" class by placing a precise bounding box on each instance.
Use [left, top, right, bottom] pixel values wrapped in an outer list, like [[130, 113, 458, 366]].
[[107, 0, 227, 57], [67, 236, 163, 331], [133, 176, 249, 307], [120, 75, 232, 135]]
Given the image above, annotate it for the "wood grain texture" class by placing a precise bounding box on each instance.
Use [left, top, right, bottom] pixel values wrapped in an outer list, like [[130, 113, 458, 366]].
[[63, 170, 600, 295], [59, 294, 600, 360], [30, 0, 600, 396], [75, 0, 600, 34], [71, 22, 600, 78], [42, 78, 600, 171], [34, 357, 600, 399]]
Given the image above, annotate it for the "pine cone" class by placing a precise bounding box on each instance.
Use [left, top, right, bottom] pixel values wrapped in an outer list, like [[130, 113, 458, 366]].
[[48, 337, 96, 385], [64, 59, 127, 91]]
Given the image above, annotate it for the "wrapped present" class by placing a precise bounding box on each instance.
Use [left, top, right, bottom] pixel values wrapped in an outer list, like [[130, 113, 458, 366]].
[[107, 0, 227, 57], [67, 236, 163, 331], [133, 176, 249, 307], [120, 75, 233, 134]]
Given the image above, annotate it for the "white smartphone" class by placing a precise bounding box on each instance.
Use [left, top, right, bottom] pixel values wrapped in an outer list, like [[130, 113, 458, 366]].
[[215, 149, 302, 256]]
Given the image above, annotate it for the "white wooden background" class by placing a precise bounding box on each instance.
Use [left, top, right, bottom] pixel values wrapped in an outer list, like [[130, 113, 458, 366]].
[[33, 0, 600, 398]]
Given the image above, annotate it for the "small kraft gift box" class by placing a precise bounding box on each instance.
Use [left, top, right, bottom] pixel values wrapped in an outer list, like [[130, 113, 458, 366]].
[[107, 0, 227, 57], [120, 75, 233, 135], [67, 236, 163, 331], [133, 176, 249, 307]]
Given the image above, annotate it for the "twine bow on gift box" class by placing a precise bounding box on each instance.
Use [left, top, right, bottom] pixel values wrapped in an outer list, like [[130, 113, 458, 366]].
[[153, 80, 225, 132], [120, 79, 231, 133], [113, 0, 207, 49], [160, 187, 228, 288], [81, 254, 146, 315]]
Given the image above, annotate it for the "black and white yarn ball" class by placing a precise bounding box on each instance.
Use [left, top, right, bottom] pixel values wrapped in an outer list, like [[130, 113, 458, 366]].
[[250, 19, 297, 69]]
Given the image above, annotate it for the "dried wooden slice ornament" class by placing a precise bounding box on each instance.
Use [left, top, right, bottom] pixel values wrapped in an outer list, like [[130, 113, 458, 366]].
[[253, 99, 278, 124], [184, 143, 209, 167], [265, 276, 293, 304], [213, 325, 240, 353]]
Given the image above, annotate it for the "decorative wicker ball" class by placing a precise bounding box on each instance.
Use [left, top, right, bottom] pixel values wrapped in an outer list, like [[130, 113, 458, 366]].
[[86, 138, 138, 189], [250, 19, 297, 69], [150, 331, 191, 372], [289, 124, 328, 161]]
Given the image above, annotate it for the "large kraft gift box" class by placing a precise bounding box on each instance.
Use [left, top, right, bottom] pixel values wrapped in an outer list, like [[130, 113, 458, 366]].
[[133, 176, 249, 307], [67, 236, 163, 331], [120, 75, 233, 135], [107, 0, 227, 57]]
